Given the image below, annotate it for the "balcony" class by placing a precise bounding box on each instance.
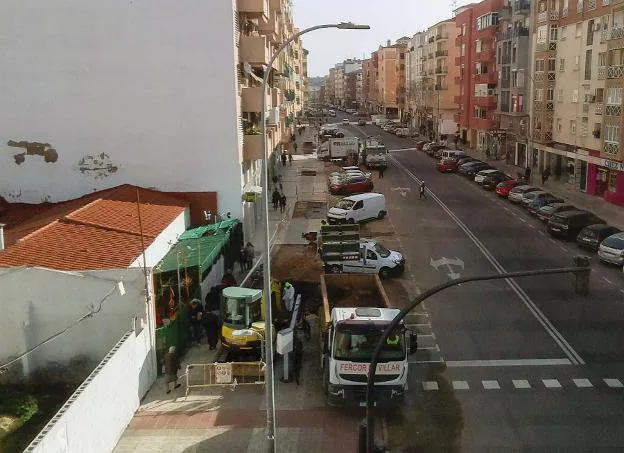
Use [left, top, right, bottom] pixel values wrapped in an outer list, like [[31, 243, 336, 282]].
[[455, 56, 465, 66], [550, 10, 560, 20], [473, 117, 496, 130], [476, 27, 497, 40], [478, 49, 496, 61], [610, 27, 624, 40], [269, 0, 283, 11], [237, 0, 269, 20], [538, 11, 548, 22], [604, 142, 620, 155], [271, 87, 282, 106], [605, 104, 622, 116], [514, 0, 531, 13], [241, 86, 270, 112], [595, 103, 604, 115], [266, 107, 280, 126], [598, 66, 606, 80], [496, 27, 530, 41], [474, 96, 497, 108], [428, 36, 435, 43], [239, 35, 269, 66], [243, 133, 263, 161], [607, 65, 624, 79], [258, 10, 279, 42], [435, 66, 448, 74], [435, 33, 449, 41], [435, 50, 448, 57], [474, 72, 497, 84]]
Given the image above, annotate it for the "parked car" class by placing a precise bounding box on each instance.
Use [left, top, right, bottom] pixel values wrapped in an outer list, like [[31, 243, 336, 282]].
[[526, 193, 564, 214], [327, 193, 386, 224], [598, 232, 624, 265], [495, 179, 522, 197], [342, 118, 350, 125], [474, 169, 505, 185], [329, 176, 374, 195], [482, 173, 513, 190], [458, 161, 492, 178], [535, 202, 577, 223], [507, 185, 540, 203], [415, 140, 429, 150], [457, 157, 478, 166], [547, 210, 605, 239], [357, 119, 367, 126], [425, 144, 448, 157], [520, 190, 549, 207], [437, 158, 459, 173], [576, 224, 621, 251]]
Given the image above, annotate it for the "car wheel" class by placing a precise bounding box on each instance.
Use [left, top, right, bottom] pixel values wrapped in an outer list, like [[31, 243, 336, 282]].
[[377, 210, 386, 219], [379, 267, 391, 279], [347, 218, 355, 224]]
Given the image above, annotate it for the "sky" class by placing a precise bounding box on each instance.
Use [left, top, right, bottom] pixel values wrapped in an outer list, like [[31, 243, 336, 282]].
[[292, 0, 475, 77]]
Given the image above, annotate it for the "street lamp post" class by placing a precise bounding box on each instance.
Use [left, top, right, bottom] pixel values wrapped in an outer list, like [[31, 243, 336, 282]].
[[259, 21, 369, 453]]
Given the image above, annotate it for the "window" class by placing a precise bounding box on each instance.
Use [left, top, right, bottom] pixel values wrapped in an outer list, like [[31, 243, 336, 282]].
[[574, 55, 580, 70], [604, 123, 620, 142], [599, 52, 607, 66], [584, 50, 593, 80], [570, 120, 577, 134], [461, 43, 466, 56], [476, 40, 483, 53], [537, 25, 548, 43], [557, 118, 562, 132], [462, 24, 467, 35], [572, 89, 579, 102], [596, 88, 604, 102], [476, 13, 499, 30], [606, 87, 623, 104], [558, 88, 564, 101], [575, 23, 583, 37], [535, 88, 544, 101], [560, 25, 567, 40], [587, 20, 595, 46], [535, 59, 545, 72], [549, 24, 558, 41], [559, 58, 566, 72], [548, 58, 556, 72], [577, 0, 583, 13]]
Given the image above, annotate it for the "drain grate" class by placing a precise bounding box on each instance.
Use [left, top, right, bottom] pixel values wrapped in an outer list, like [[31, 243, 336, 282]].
[[299, 168, 317, 176]]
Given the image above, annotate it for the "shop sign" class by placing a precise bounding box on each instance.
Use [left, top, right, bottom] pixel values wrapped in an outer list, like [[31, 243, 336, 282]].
[[602, 159, 624, 172], [243, 192, 259, 202]]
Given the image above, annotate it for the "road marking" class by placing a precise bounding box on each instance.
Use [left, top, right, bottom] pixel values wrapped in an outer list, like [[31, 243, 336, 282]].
[[430, 256, 465, 280], [423, 381, 439, 391], [452, 380, 470, 390], [390, 155, 585, 365], [573, 378, 593, 388], [519, 217, 527, 223], [511, 212, 518, 217], [503, 207, 511, 212], [603, 276, 613, 285], [548, 237, 556, 243], [560, 246, 568, 252], [389, 147, 417, 152], [528, 224, 536, 229], [539, 231, 546, 236], [513, 379, 531, 389], [445, 358, 572, 367], [543, 379, 562, 388], [482, 380, 501, 390], [604, 378, 624, 388]]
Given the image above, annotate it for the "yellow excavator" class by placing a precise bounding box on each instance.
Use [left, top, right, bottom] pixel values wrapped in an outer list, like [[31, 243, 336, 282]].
[[220, 280, 283, 357]]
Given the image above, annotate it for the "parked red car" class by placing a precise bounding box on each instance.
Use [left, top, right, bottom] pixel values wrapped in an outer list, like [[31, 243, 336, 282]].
[[437, 158, 459, 173], [329, 176, 374, 195], [495, 179, 522, 197], [415, 140, 429, 150]]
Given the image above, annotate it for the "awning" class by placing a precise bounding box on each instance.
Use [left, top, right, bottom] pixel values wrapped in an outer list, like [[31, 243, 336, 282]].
[[178, 219, 239, 240]]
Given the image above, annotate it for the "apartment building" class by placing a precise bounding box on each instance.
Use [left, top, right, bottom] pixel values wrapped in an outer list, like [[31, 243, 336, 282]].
[[455, 0, 504, 151], [362, 57, 378, 112], [0, 0, 306, 240], [326, 67, 337, 104], [375, 39, 409, 118], [531, 0, 623, 205], [496, 0, 532, 164], [355, 69, 364, 109], [406, 32, 427, 128]]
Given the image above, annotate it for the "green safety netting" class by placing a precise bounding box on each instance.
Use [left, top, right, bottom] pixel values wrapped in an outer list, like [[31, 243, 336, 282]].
[[178, 218, 238, 240]]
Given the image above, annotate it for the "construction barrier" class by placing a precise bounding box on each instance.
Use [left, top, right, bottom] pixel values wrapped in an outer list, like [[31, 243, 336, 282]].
[[185, 361, 266, 395]]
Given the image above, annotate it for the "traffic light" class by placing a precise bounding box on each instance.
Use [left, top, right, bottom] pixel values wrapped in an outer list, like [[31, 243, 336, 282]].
[[573, 255, 591, 296]]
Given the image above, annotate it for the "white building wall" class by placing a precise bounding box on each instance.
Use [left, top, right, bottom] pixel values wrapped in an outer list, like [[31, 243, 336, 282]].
[[0, 0, 243, 219], [129, 210, 189, 268]]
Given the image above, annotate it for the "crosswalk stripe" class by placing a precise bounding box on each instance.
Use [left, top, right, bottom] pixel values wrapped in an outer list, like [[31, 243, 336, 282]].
[[513, 379, 531, 389], [452, 380, 469, 390], [422, 381, 439, 391], [543, 379, 562, 388], [482, 380, 501, 390], [573, 378, 593, 388], [604, 378, 624, 388]]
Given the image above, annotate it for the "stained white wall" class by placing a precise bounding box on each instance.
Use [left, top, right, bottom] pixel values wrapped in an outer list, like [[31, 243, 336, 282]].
[[0, 0, 243, 218], [129, 210, 188, 269]]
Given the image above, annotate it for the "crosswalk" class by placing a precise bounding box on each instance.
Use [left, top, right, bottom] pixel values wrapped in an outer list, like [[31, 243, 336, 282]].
[[420, 377, 624, 392], [403, 303, 444, 364]]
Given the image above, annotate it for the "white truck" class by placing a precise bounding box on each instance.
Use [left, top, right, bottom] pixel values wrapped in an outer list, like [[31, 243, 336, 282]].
[[319, 224, 405, 279], [361, 137, 388, 169], [371, 115, 387, 126], [319, 273, 416, 406], [317, 137, 359, 161]]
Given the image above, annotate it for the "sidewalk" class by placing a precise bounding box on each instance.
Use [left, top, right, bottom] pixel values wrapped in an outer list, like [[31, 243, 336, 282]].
[[458, 145, 624, 230]]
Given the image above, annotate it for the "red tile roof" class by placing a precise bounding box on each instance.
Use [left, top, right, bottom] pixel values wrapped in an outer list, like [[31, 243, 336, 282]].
[[0, 185, 188, 270]]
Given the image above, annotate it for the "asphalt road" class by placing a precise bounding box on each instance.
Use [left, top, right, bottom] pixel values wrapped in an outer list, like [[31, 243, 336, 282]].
[[327, 110, 624, 452]]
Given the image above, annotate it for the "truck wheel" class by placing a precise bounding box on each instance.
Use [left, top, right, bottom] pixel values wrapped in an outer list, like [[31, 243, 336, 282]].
[[377, 210, 386, 219], [347, 218, 355, 224], [379, 267, 391, 279], [329, 264, 342, 274]]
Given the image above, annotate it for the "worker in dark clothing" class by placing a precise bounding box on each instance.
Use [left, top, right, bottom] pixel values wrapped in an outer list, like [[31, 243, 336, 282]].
[[524, 166, 531, 183], [163, 346, 182, 394], [221, 269, 237, 288], [188, 299, 203, 343], [272, 189, 280, 211], [292, 336, 303, 385], [203, 311, 220, 350], [378, 167, 385, 178], [419, 181, 427, 199]]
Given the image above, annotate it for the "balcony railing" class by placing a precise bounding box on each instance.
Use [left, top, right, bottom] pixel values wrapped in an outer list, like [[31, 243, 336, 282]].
[[241, 86, 271, 112], [605, 104, 622, 116], [237, 0, 269, 19], [239, 35, 269, 65], [435, 50, 449, 57], [474, 72, 497, 84], [610, 27, 624, 40], [496, 27, 530, 41], [598, 66, 606, 80], [455, 56, 465, 66], [435, 66, 448, 74], [436, 33, 449, 41], [586, 0, 596, 10], [607, 65, 624, 79], [243, 133, 263, 161], [595, 103, 604, 115], [604, 142, 619, 155], [474, 96, 497, 108], [550, 10, 559, 20], [538, 11, 548, 22]]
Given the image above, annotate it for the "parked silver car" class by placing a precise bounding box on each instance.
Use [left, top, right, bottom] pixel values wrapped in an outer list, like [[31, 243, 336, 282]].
[[598, 232, 624, 265], [508, 185, 540, 203]]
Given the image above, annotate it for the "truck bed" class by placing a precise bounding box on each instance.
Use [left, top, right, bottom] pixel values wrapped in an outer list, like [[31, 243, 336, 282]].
[[270, 244, 322, 283]]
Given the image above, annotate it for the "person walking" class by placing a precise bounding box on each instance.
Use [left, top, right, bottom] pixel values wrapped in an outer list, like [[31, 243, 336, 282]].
[[188, 299, 203, 343], [542, 166, 551, 185], [203, 311, 220, 350], [272, 188, 280, 211], [292, 335, 303, 385], [238, 247, 247, 273], [163, 346, 182, 394], [281, 152, 287, 167], [288, 152, 293, 165], [378, 167, 385, 179], [245, 242, 255, 271], [293, 142, 298, 154], [524, 166, 531, 183], [279, 193, 287, 213], [419, 181, 427, 199], [282, 281, 295, 312]]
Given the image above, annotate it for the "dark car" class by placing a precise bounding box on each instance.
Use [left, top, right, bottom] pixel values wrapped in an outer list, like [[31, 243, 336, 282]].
[[357, 119, 367, 126], [527, 193, 564, 214], [457, 157, 478, 166], [425, 144, 446, 157], [482, 172, 513, 190], [415, 140, 429, 150], [535, 202, 577, 222], [576, 224, 621, 251], [547, 210, 606, 239], [458, 161, 492, 177]]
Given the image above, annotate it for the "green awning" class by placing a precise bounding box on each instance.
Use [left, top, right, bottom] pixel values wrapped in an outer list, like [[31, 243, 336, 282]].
[[154, 232, 229, 274], [178, 219, 239, 240]]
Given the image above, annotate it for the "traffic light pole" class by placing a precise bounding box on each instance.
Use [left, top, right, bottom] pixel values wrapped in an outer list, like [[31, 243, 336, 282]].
[[364, 261, 591, 453]]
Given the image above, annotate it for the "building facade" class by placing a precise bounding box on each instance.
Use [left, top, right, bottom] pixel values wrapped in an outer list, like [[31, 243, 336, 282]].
[[374, 40, 408, 118], [455, 0, 504, 151]]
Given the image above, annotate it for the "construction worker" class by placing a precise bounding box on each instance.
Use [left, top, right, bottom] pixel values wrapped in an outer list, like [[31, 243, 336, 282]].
[[283, 282, 295, 312]]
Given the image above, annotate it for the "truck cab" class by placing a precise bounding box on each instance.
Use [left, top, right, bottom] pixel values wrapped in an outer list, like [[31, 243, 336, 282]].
[[361, 137, 388, 169]]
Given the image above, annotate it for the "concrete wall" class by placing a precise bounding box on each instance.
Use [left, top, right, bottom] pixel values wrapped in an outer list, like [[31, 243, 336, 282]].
[[129, 210, 189, 268], [0, 0, 242, 218], [24, 329, 154, 453], [0, 267, 150, 378]]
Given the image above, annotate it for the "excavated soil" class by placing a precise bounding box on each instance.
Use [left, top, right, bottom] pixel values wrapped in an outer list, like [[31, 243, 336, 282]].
[[270, 244, 322, 283]]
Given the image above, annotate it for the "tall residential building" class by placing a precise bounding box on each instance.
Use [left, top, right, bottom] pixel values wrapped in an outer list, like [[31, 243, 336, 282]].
[[355, 69, 364, 109], [530, 0, 623, 205], [0, 0, 306, 240], [362, 58, 377, 112], [496, 0, 532, 164], [455, 0, 504, 150], [375, 39, 408, 118], [327, 67, 337, 104], [406, 32, 425, 128]]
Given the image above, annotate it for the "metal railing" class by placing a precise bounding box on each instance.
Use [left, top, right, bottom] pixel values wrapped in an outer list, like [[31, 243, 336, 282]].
[[185, 361, 266, 395], [607, 65, 624, 79]]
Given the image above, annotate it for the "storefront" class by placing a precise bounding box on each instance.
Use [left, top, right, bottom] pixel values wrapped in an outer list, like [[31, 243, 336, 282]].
[[590, 159, 624, 206]]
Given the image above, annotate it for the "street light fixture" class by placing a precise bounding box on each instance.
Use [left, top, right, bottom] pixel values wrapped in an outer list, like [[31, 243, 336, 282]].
[[257, 21, 370, 453]]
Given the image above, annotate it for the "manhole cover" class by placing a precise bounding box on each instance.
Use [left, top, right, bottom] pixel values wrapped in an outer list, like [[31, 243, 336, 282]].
[[299, 168, 317, 176]]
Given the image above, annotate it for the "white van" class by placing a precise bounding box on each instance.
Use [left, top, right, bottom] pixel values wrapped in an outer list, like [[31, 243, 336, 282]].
[[439, 150, 467, 160], [327, 193, 386, 224]]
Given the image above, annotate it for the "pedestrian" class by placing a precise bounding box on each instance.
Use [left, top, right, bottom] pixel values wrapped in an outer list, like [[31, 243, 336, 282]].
[[163, 346, 182, 394], [378, 167, 385, 179], [238, 247, 247, 272], [272, 188, 280, 211], [283, 281, 295, 312], [542, 166, 551, 185], [279, 193, 287, 213], [293, 142, 298, 154], [292, 335, 303, 385], [221, 269, 237, 288], [524, 166, 531, 183], [419, 181, 427, 199], [203, 311, 220, 350], [245, 242, 255, 271], [188, 299, 203, 343], [288, 152, 293, 165], [281, 153, 287, 167]]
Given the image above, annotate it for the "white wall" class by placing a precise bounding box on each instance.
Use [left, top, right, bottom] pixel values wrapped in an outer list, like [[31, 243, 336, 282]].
[[0, 0, 243, 219], [0, 267, 149, 377], [24, 329, 154, 453], [129, 210, 189, 268]]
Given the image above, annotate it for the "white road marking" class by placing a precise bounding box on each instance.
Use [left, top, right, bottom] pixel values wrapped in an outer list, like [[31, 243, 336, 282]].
[[519, 217, 527, 223], [503, 207, 511, 212], [573, 378, 593, 388], [543, 379, 562, 388], [513, 379, 531, 389], [560, 246, 568, 252], [511, 212, 518, 217], [528, 224, 536, 229], [390, 155, 585, 365], [430, 256, 465, 280], [604, 378, 624, 388], [603, 276, 613, 285], [422, 381, 439, 391], [620, 289, 624, 295], [539, 231, 546, 236], [445, 358, 572, 367], [482, 380, 501, 390], [452, 380, 470, 390], [549, 238, 556, 243]]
